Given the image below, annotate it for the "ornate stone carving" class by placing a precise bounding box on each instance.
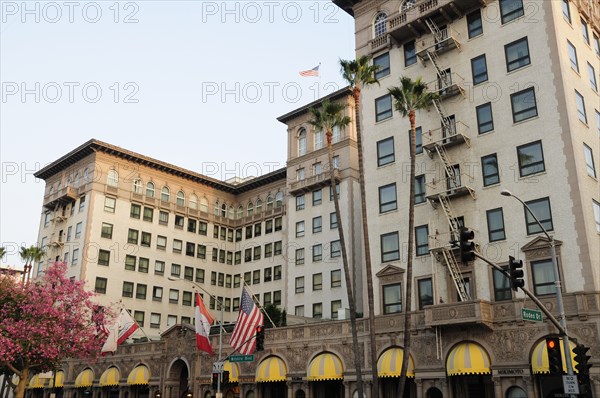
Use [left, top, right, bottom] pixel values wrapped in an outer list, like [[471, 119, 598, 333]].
[[292, 327, 304, 339], [484, 327, 543, 362], [310, 323, 342, 338]]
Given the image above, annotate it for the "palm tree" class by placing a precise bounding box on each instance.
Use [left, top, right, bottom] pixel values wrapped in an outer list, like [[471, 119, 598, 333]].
[[19, 245, 45, 283], [0, 247, 6, 260], [340, 55, 381, 398], [308, 100, 365, 398], [389, 77, 437, 396]]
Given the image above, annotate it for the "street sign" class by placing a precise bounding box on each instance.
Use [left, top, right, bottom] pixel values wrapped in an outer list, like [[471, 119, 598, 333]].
[[563, 375, 579, 394], [230, 354, 254, 363], [212, 361, 224, 373], [521, 308, 543, 323]]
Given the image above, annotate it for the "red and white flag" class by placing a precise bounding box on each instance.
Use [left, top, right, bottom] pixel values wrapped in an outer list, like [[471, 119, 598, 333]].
[[229, 288, 264, 354], [101, 308, 140, 355], [195, 293, 214, 354]]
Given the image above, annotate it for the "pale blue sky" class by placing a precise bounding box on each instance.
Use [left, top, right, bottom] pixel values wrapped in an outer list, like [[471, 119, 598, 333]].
[[0, 1, 355, 266]]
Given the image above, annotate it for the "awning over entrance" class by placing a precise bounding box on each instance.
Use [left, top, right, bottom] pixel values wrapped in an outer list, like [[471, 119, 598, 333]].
[[307, 353, 343, 381], [127, 365, 150, 385], [256, 357, 287, 382], [531, 339, 578, 374], [49, 371, 65, 388], [377, 347, 415, 378], [223, 361, 240, 383], [28, 374, 48, 389], [100, 367, 121, 387], [75, 369, 95, 388], [446, 342, 491, 376]]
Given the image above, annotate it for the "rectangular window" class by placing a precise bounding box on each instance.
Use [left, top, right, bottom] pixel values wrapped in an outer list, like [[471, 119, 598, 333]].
[[493, 267, 512, 301], [313, 303, 323, 319], [136, 283, 147, 299], [295, 305, 304, 317], [330, 240, 341, 258], [243, 272, 251, 286], [415, 225, 429, 256], [467, 9, 483, 38], [153, 286, 163, 301], [581, 18, 589, 43], [415, 126, 422, 155], [234, 274, 241, 288], [198, 221, 208, 235], [196, 269, 205, 284], [297, 168, 305, 181], [104, 197, 116, 213], [122, 281, 133, 298], [525, 197, 553, 234], [252, 270, 260, 285], [375, 94, 392, 122], [377, 137, 395, 166], [154, 261, 165, 275], [584, 144, 597, 178], [66, 226, 72, 242], [159, 211, 169, 225], [404, 40, 416, 66], [234, 251, 241, 264], [312, 216, 322, 233], [593, 200, 600, 233], [98, 249, 110, 266], [532, 259, 557, 295], [274, 241, 282, 256], [487, 208, 506, 242], [374, 52, 390, 79], [481, 154, 500, 186], [182, 291, 192, 306], [379, 183, 397, 213], [143, 207, 153, 222], [133, 311, 145, 327], [313, 189, 322, 206], [141, 232, 151, 247], [150, 313, 161, 328], [517, 140, 545, 177], [173, 239, 182, 253], [575, 90, 587, 123], [245, 226, 253, 240], [274, 217, 282, 231], [265, 243, 273, 258], [101, 223, 113, 239], [568, 40, 579, 72], [125, 255, 136, 271], [504, 37, 530, 72], [169, 289, 179, 304], [186, 242, 195, 256], [265, 221, 272, 234], [295, 248, 305, 265], [331, 300, 342, 320], [253, 246, 261, 261], [296, 221, 305, 237], [418, 278, 433, 309], [155, 235, 166, 250], [79, 195, 86, 212], [244, 248, 252, 262], [94, 277, 107, 294], [562, 0, 571, 22], [511, 87, 538, 123], [588, 63, 598, 91], [383, 283, 402, 314], [130, 203, 141, 219], [471, 54, 488, 85], [331, 270, 342, 288], [500, 0, 524, 24], [264, 268, 272, 282], [127, 229, 139, 244], [594, 33, 600, 56], [75, 222, 82, 238], [187, 219, 197, 233], [415, 175, 426, 204], [295, 276, 304, 293], [381, 232, 400, 262], [263, 292, 271, 306], [184, 266, 193, 281], [330, 212, 338, 229], [274, 265, 282, 280], [312, 244, 322, 262], [296, 195, 305, 211], [171, 263, 181, 277]]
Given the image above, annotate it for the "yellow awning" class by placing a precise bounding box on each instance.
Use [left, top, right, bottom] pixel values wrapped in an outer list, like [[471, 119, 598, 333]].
[[307, 353, 343, 381], [256, 357, 287, 382], [49, 371, 65, 388], [28, 374, 48, 389], [531, 339, 578, 374], [75, 369, 95, 388], [100, 367, 121, 387], [223, 361, 240, 383], [377, 347, 415, 378], [127, 365, 150, 385], [447, 342, 491, 376]]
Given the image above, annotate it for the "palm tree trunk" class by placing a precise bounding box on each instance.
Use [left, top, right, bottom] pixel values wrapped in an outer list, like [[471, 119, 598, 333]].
[[353, 87, 379, 398], [327, 130, 364, 398], [398, 111, 416, 397]]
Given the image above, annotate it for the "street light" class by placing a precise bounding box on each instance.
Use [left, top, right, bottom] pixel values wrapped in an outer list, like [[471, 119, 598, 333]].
[[168, 277, 226, 398], [501, 189, 573, 376]]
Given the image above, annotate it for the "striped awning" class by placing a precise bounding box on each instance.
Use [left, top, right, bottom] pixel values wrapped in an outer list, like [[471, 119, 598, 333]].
[[100, 367, 121, 387], [256, 357, 287, 383], [377, 347, 415, 378], [75, 369, 95, 388], [49, 371, 65, 388], [446, 342, 491, 376], [531, 339, 578, 374], [223, 361, 240, 383], [307, 353, 343, 381], [28, 374, 48, 389], [127, 365, 150, 385]]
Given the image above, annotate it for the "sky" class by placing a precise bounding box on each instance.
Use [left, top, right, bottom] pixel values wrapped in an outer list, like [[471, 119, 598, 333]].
[[0, 0, 356, 267]]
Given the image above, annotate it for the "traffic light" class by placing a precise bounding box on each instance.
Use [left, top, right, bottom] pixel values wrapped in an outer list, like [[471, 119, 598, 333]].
[[546, 337, 563, 375], [211, 373, 219, 389], [574, 344, 592, 397], [509, 256, 525, 291], [221, 370, 229, 385], [255, 325, 265, 351], [459, 227, 475, 263]]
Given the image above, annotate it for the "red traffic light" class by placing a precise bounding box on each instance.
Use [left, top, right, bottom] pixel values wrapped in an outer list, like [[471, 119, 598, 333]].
[[547, 340, 556, 349]]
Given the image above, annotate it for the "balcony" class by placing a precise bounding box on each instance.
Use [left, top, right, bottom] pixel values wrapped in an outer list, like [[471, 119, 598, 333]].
[[428, 230, 458, 254], [370, 34, 393, 53], [43, 186, 78, 209], [424, 300, 494, 329], [416, 27, 461, 61], [425, 172, 476, 202], [426, 72, 465, 100], [289, 170, 339, 195], [422, 121, 470, 154]]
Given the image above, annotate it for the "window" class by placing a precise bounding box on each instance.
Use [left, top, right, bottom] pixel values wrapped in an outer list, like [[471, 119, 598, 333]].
[[331, 270, 342, 288], [95, 277, 107, 294], [329, 183, 340, 200], [312, 244, 322, 262], [486, 208, 506, 242], [375, 94, 392, 122], [254, 223, 262, 237], [383, 284, 402, 314], [244, 248, 252, 262], [588, 63, 598, 91], [295, 306, 304, 317], [331, 300, 342, 320], [295, 277, 304, 293], [524, 197, 553, 234], [532, 259, 556, 295], [155, 261, 165, 275], [568, 41, 579, 72], [171, 263, 181, 277], [511, 87, 538, 123], [98, 250, 110, 266], [581, 18, 590, 44], [296, 195, 305, 210], [141, 232, 151, 247], [182, 291, 192, 306], [122, 282, 134, 298], [130, 203, 141, 219], [298, 129, 307, 156], [379, 183, 397, 213], [584, 144, 596, 178], [297, 168, 305, 181], [253, 246, 261, 261], [136, 284, 147, 299], [313, 189, 322, 206], [153, 286, 163, 301], [75, 222, 82, 238], [418, 278, 433, 309], [264, 268, 272, 282], [493, 267, 512, 301], [146, 182, 155, 197], [467, 9, 483, 38], [185, 242, 195, 257], [143, 207, 153, 222], [295, 248, 305, 265], [107, 170, 118, 187], [593, 200, 600, 233], [415, 126, 422, 154], [274, 241, 282, 256], [187, 219, 197, 233], [377, 137, 395, 166], [374, 12, 387, 37], [265, 243, 273, 258], [505, 37, 530, 72], [101, 223, 113, 239], [176, 191, 185, 206], [575, 90, 587, 123], [125, 255, 136, 271], [169, 289, 179, 304], [198, 221, 207, 235], [274, 265, 282, 280], [173, 239, 182, 253], [296, 221, 305, 237], [562, 0, 571, 23], [312, 216, 322, 233], [381, 232, 400, 262], [374, 52, 390, 79], [517, 140, 545, 177], [150, 313, 161, 328], [314, 130, 323, 150], [415, 225, 429, 256], [251, 270, 260, 285], [234, 251, 241, 264], [404, 40, 416, 66], [481, 154, 500, 186], [594, 33, 600, 56], [312, 303, 323, 319], [415, 175, 426, 204], [471, 55, 488, 85], [196, 269, 205, 283], [500, 0, 524, 24], [275, 217, 282, 231], [330, 212, 338, 229], [245, 226, 252, 240], [126, 228, 138, 244], [104, 197, 116, 213], [44, 212, 51, 227], [161, 186, 170, 202], [157, 235, 167, 250], [330, 240, 341, 258]]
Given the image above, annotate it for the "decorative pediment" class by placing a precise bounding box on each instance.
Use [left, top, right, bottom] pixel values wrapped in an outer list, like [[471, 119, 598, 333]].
[[376, 264, 405, 277], [161, 324, 195, 339], [520, 236, 562, 252]]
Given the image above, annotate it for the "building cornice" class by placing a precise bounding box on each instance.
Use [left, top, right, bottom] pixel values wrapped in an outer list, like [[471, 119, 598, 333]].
[[276, 87, 353, 124]]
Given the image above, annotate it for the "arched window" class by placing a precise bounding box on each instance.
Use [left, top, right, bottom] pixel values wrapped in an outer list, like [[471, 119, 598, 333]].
[[333, 125, 341, 143], [256, 199, 263, 213], [237, 205, 244, 219], [228, 206, 234, 220], [275, 192, 283, 208], [74, 173, 80, 188], [133, 179, 143, 194], [189, 194, 198, 209], [107, 170, 118, 187], [266, 195, 274, 210], [57, 181, 62, 191], [315, 130, 324, 150], [83, 168, 89, 183], [161, 186, 170, 202], [199, 197, 209, 213], [214, 201, 219, 216], [374, 12, 387, 37], [221, 204, 227, 218], [298, 128, 307, 156], [247, 202, 254, 217], [176, 191, 185, 206], [146, 182, 155, 198], [506, 387, 526, 398]]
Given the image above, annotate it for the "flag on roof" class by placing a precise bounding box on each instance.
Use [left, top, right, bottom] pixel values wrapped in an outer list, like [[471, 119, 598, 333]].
[[299, 65, 320, 77]]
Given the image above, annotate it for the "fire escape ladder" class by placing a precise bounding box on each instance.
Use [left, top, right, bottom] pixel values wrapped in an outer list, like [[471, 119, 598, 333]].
[[441, 248, 471, 302]]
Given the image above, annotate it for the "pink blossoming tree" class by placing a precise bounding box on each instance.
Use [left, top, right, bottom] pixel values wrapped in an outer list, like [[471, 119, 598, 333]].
[[0, 262, 111, 398]]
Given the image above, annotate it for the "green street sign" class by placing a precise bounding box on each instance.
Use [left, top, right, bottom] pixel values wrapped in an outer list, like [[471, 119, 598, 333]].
[[521, 308, 543, 323], [229, 354, 254, 363]]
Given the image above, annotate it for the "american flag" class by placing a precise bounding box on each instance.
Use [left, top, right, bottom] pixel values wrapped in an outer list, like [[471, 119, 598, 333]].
[[229, 288, 264, 354], [299, 65, 320, 77]]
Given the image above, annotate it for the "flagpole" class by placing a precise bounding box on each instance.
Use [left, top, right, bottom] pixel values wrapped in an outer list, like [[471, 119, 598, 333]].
[[122, 307, 150, 340], [242, 281, 276, 328]]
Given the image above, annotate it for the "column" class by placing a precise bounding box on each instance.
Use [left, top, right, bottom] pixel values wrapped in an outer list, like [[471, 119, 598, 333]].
[[492, 377, 502, 398], [364, 381, 372, 398], [343, 381, 350, 398], [415, 379, 423, 398], [442, 379, 450, 398], [286, 382, 293, 398]]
